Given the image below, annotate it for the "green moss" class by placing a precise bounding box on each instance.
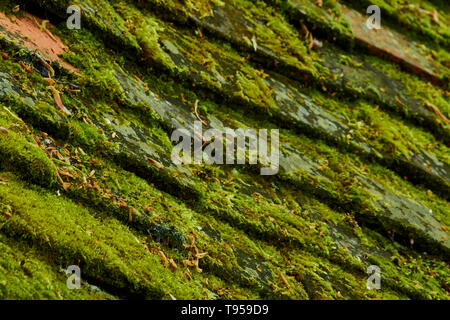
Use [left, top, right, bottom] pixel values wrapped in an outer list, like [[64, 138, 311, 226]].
[[366, 54, 450, 116], [272, 0, 354, 43], [0, 172, 209, 299], [0, 109, 57, 187], [0, 234, 115, 300], [0, 0, 448, 300]]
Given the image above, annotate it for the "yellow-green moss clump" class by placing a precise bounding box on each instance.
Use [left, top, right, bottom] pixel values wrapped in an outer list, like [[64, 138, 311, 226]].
[[0, 109, 57, 187]]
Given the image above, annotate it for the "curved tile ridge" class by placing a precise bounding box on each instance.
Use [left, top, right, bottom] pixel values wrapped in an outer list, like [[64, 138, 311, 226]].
[[0, 1, 449, 300], [130, 0, 450, 138]]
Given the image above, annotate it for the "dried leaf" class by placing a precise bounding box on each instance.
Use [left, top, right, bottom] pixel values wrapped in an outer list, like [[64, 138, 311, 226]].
[[47, 86, 70, 115], [430, 9, 439, 25], [195, 252, 208, 259], [62, 182, 71, 191], [158, 250, 169, 268], [2, 211, 12, 219], [0, 127, 9, 135], [147, 157, 164, 169], [169, 259, 178, 270]]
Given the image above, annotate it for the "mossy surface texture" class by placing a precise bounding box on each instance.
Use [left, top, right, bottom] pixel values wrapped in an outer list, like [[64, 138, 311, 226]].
[[0, 0, 448, 300]]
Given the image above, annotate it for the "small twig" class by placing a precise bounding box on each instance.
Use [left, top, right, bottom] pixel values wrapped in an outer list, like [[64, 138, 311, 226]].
[[279, 272, 291, 289], [193, 100, 207, 126], [3, 106, 22, 123], [34, 18, 58, 42], [425, 101, 449, 124], [43, 78, 56, 86], [36, 54, 55, 78], [308, 32, 314, 50], [300, 22, 309, 37]]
